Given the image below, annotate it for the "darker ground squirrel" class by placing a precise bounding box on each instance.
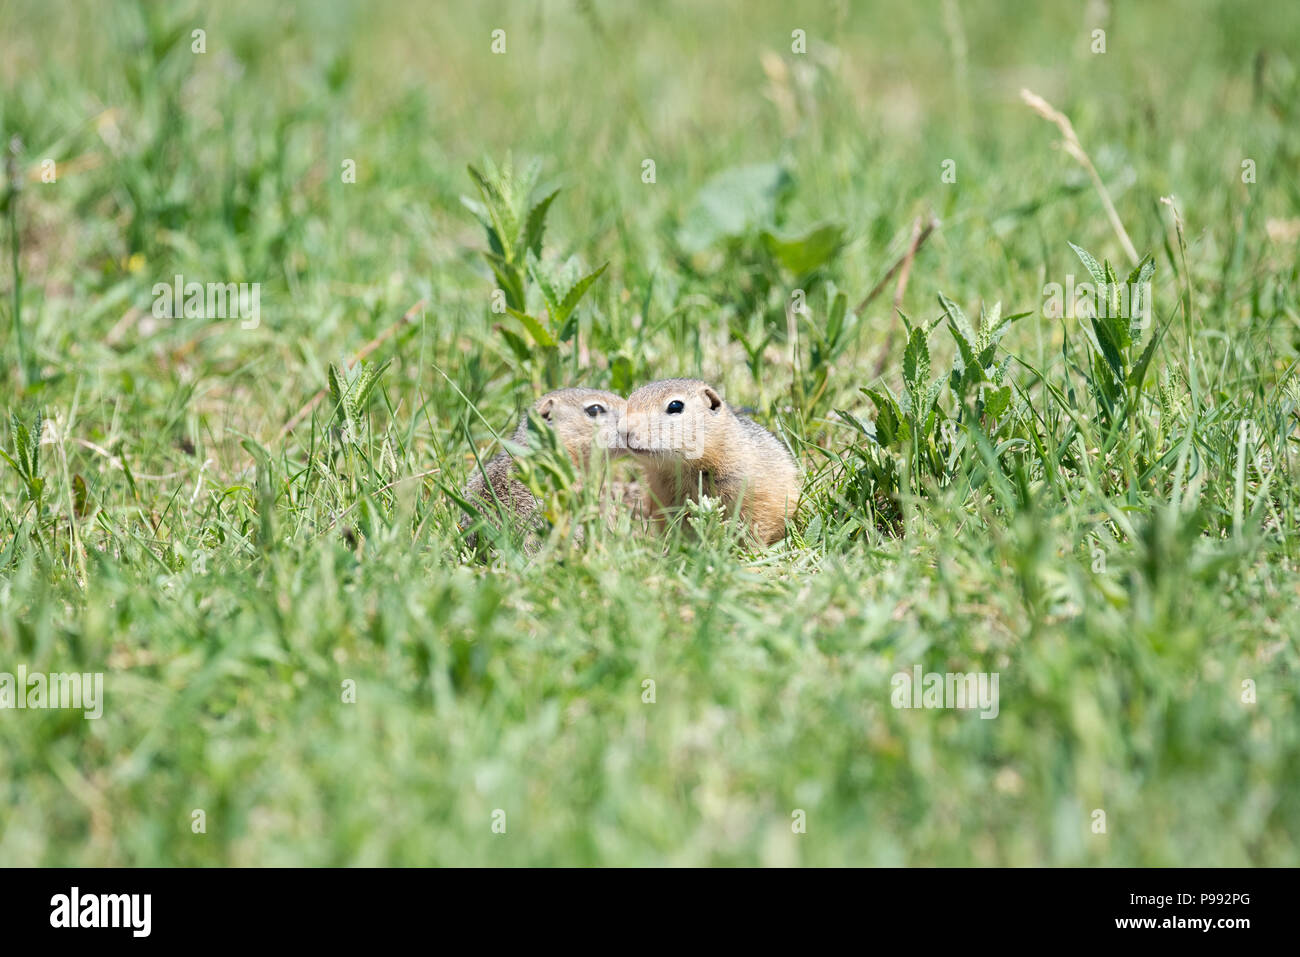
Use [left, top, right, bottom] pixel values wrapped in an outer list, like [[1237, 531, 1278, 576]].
[[621, 378, 800, 545], [461, 388, 626, 549]]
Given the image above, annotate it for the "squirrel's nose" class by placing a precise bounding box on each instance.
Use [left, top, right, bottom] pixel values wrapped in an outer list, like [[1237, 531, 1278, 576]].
[[620, 415, 645, 451]]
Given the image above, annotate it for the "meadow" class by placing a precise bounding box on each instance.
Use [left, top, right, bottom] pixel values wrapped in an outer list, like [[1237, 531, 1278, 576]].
[[1, 0, 1298, 865]]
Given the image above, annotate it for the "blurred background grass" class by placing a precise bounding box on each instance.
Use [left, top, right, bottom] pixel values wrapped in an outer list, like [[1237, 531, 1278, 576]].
[[1, 0, 1298, 865]]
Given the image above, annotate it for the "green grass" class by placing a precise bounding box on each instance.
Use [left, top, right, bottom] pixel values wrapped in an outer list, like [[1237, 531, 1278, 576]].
[[2, 0, 1299, 865]]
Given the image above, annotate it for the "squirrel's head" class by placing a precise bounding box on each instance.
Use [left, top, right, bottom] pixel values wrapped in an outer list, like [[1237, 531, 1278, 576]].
[[621, 378, 727, 462], [524, 388, 627, 464]]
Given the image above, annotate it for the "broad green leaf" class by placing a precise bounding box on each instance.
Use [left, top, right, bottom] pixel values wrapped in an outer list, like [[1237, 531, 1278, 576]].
[[863, 388, 902, 447], [497, 325, 532, 362], [552, 262, 608, 327], [923, 373, 948, 418], [940, 292, 979, 379], [982, 384, 1012, 420], [1088, 315, 1127, 384], [677, 163, 792, 253], [1069, 241, 1107, 287], [505, 307, 556, 347], [1128, 327, 1161, 390], [939, 292, 977, 355], [527, 259, 562, 321], [468, 163, 521, 263], [524, 188, 559, 258], [835, 407, 874, 438], [459, 195, 503, 257], [557, 309, 579, 343], [760, 222, 845, 275], [903, 326, 930, 397], [483, 251, 526, 311]]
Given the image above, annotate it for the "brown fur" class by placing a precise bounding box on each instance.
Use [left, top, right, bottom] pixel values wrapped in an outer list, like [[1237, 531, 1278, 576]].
[[461, 389, 626, 550], [621, 378, 800, 545]]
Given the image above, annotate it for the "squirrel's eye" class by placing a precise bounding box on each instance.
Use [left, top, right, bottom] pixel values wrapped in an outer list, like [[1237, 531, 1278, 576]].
[[585, 403, 605, 418], [666, 400, 685, 414]]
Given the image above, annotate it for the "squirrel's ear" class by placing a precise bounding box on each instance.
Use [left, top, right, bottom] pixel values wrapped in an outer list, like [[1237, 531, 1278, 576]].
[[536, 396, 556, 420], [702, 386, 723, 411]]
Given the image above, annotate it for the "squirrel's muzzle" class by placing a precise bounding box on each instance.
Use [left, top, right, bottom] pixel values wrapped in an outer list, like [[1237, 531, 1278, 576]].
[[620, 410, 704, 459]]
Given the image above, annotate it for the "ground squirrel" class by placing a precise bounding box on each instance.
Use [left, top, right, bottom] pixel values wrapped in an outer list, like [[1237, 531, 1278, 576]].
[[621, 378, 800, 545], [461, 388, 626, 549]]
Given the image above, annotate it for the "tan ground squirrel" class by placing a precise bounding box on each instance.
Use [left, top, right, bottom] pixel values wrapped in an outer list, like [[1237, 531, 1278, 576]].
[[461, 388, 626, 549], [621, 378, 800, 544]]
